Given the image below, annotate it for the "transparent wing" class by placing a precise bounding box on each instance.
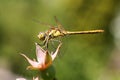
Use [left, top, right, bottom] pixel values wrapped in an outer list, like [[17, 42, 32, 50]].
[[54, 16, 64, 29], [32, 19, 54, 27]]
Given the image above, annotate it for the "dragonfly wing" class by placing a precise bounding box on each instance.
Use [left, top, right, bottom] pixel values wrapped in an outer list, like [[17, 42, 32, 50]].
[[51, 42, 62, 60], [32, 19, 54, 28], [54, 16, 64, 29]]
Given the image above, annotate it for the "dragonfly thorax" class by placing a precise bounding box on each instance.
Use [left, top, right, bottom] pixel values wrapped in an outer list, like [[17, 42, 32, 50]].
[[48, 29, 64, 38]]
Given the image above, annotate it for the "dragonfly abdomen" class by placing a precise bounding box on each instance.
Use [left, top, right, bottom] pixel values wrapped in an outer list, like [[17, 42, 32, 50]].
[[65, 30, 104, 35]]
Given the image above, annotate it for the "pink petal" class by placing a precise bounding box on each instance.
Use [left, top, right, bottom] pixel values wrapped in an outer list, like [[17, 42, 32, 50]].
[[51, 43, 62, 60], [35, 43, 46, 64], [21, 54, 41, 68], [16, 78, 27, 80]]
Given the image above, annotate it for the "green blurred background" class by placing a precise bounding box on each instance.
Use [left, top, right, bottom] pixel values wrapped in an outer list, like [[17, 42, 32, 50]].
[[0, 0, 120, 80]]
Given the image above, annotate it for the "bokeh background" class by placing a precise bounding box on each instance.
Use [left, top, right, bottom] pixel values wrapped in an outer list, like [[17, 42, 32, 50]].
[[0, 0, 120, 80]]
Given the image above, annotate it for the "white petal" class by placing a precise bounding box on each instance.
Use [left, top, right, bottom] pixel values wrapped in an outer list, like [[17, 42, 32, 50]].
[[21, 54, 40, 68], [33, 77, 39, 80], [51, 43, 62, 60], [35, 43, 46, 63]]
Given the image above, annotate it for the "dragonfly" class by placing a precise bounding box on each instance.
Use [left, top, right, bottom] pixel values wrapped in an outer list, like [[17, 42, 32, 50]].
[[37, 17, 104, 48]]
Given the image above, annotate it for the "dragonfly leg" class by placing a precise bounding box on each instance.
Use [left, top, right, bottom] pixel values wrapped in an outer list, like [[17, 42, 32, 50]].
[[43, 36, 49, 49]]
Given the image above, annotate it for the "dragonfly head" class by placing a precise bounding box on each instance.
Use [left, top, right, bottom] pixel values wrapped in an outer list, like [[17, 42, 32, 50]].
[[38, 32, 46, 40]]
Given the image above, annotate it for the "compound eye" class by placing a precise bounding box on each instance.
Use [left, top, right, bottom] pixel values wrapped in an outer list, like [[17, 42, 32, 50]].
[[37, 32, 45, 40]]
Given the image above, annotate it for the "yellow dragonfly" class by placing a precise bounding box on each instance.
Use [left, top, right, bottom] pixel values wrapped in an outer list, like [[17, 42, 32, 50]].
[[38, 17, 104, 48]]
